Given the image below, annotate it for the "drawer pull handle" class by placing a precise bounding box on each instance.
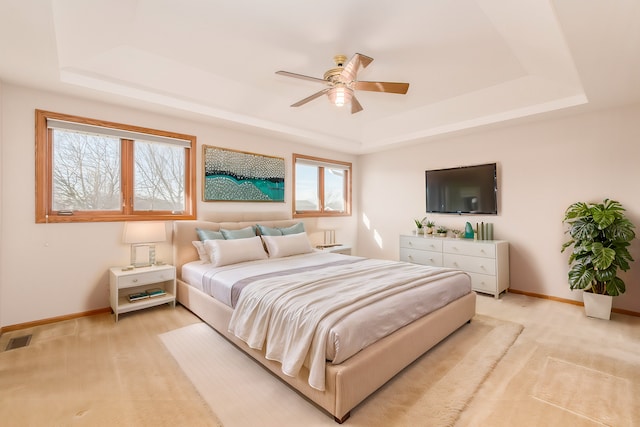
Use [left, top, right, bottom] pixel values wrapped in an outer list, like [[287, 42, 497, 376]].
[[132, 279, 138, 283]]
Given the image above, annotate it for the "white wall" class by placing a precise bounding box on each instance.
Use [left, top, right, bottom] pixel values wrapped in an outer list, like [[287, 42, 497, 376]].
[[356, 104, 640, 313], [0, 84, 357, 327], [3, 81, 639, 326]]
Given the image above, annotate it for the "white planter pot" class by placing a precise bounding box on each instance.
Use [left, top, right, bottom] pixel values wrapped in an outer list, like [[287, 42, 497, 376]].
[[582, 292, 613, 320]]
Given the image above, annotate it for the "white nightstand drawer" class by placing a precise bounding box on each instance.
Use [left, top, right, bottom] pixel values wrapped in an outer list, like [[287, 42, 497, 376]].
[[468, 272, 497, 294], [399, 236, 443, 252], [444, 254, 496, 276], [400, 248, 443, 267], [443, 240, 496, 258], [118, 269, 175, 288]]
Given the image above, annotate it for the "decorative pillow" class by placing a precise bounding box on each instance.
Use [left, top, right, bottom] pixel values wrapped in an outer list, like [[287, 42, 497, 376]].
[[220, 226, 257, 239], [256, 222, 305, 236], [204, 236, 267, 267], [192, 241, 209, 262], [261, 232, 313, 258], [256, 224, 283, 236], [196, 228, 224, 241], [279, 222, 305, 235]]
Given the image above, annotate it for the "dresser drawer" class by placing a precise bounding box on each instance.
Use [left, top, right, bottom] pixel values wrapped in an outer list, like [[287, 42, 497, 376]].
[[443, 240, 495, 258], [444, 253, 496, 275], [468, 272, 497, 294], [399, 236, 443, 252], [400, 248, 443, 267], [118, 269, 175, 288]]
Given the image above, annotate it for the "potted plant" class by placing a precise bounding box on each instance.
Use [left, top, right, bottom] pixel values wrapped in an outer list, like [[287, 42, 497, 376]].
[[414, 218, 424, 235], [425, 220, 435, 235], [561, 199, 635, 319], [436, 226, 448, 237]]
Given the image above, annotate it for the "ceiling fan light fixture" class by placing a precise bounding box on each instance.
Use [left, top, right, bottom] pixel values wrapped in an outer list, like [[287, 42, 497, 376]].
[[328, 86, 353, 107]]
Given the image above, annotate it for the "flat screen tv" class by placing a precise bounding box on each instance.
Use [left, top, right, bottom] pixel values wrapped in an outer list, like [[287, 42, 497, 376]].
[[425, 163, 497, 214]]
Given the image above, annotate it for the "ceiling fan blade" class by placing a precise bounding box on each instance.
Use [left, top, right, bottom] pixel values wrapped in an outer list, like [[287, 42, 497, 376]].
[[290, 88, 330, 107], [353, 81, 409, 94], [276, 70, 326, 84], [351, 96, 363, 114], [341, 53, 374, 81]]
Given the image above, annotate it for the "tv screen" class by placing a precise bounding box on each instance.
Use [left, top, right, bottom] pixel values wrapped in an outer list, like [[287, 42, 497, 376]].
[[425, 163, 497, 214]]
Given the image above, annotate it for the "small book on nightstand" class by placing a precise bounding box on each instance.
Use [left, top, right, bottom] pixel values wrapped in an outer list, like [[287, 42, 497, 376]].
[[145, 288, 166, 298], [128, 292, 149, 302]]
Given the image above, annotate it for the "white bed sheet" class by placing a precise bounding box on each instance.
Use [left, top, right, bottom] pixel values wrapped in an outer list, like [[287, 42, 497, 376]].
[[181, 252, 471, 365]]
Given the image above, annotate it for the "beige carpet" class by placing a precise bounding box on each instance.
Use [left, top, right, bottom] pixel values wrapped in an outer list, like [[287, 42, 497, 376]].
[[160, 315, 522, 426]]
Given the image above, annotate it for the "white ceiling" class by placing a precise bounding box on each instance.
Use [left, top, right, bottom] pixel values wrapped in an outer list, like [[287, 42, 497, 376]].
[[1, 0, 639, 154]]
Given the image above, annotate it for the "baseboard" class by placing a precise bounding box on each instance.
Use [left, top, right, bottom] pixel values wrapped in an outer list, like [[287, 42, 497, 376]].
[[0, 307, 112, 333], [508, 289, 640, 317]]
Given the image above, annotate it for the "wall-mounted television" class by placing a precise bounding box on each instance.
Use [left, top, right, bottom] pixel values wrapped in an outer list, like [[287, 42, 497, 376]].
[[425, 163, 498, 215]]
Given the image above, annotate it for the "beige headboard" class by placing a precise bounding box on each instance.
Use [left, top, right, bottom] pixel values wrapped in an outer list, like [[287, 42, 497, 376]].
[[172, 218, 300, 279]]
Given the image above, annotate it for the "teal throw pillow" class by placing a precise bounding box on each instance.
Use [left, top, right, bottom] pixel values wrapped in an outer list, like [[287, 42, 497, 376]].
[[257, 224, 283, 236], [196, 228, 224, 241], [220, 226, 257, 239], [280, 222, 305, 235]]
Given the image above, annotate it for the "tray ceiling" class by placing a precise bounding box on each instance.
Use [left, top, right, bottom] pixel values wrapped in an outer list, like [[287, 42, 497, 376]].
[[1, 0, 639, 153]]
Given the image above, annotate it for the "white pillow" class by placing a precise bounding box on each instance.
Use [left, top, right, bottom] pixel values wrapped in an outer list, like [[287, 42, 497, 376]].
[[192, 241, 209, 262], [261, 233, 313, 258], [204, 236, 268, 267]]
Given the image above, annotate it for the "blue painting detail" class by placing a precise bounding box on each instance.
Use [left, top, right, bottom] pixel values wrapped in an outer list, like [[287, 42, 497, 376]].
[[203, 146, 285, 202]]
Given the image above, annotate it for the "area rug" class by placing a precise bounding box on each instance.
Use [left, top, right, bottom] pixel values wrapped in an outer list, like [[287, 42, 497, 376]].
[[460, 337, 640, 427], [532, 356, 632, 425], [159, 315, 522, 427]]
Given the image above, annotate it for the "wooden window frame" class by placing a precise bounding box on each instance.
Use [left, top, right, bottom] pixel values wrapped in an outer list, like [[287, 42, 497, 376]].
[[35, 110, 197, 223], [292, 153, 352, 218]]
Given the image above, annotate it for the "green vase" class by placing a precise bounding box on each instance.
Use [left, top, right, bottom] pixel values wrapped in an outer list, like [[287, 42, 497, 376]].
[[464, 222, 474, 239]]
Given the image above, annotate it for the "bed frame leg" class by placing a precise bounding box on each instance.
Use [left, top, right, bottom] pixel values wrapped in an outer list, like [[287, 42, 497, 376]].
[[334, 412, 350, 424]]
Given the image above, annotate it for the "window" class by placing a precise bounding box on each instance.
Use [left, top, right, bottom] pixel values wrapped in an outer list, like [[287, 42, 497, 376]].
[[35, 110, 196, 223], [293, 154, 351, 218]]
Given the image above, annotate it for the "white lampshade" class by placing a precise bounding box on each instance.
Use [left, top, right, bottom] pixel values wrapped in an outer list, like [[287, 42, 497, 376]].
[[122, 222, 166, 244]]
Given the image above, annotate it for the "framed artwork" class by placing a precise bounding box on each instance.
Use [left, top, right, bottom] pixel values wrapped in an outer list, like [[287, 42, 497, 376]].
[[202, 145, 285, 202]]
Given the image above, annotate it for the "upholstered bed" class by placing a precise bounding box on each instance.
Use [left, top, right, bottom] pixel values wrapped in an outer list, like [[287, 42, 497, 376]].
[[172, 218, 476, 423]]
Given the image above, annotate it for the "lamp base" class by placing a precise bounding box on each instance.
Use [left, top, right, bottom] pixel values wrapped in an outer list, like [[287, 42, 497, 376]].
[[130, 244, 156, 267]]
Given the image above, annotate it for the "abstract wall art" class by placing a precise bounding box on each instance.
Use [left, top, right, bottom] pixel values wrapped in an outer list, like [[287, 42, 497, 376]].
[[202, 145, 285, 202]]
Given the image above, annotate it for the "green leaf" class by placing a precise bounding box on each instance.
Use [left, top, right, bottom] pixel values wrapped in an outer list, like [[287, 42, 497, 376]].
[[605, 276, 625, 296], [592, 203, 618, 229], [563, 202, 590, 220], [568, 264, 595, 290], [594, 265, 616, 282], [591, 243, 616, 270]]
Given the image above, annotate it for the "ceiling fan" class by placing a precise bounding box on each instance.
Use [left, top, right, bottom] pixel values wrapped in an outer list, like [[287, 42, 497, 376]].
[[276, 53, 410, 114]]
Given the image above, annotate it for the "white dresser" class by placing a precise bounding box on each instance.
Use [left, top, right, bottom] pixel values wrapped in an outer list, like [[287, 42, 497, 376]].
[[399, 235, 509, 298]]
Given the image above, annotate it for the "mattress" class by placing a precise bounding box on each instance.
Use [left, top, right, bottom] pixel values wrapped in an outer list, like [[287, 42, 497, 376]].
[[181, 252, 471, 367]]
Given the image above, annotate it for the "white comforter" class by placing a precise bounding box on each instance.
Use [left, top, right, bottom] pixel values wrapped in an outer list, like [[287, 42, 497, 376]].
[[226, 256, 469, 391]]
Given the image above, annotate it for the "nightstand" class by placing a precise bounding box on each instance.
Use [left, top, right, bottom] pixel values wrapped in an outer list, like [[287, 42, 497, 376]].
[[317, 245, 352, 255], [109, 264, 176, 322]]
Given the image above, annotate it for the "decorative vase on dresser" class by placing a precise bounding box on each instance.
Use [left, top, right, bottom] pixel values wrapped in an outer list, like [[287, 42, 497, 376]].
[[399, 234, 509, 298]]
